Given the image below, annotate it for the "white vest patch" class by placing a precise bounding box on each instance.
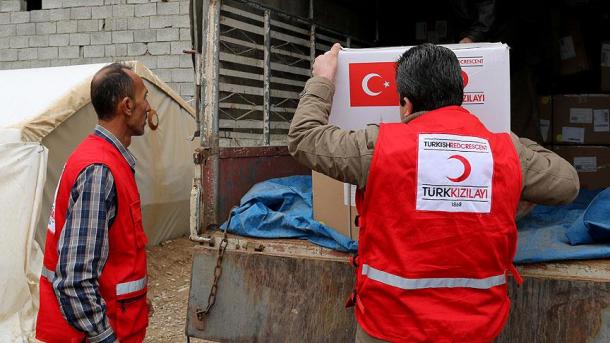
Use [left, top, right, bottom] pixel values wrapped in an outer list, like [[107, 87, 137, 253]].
[[416, 134, 493, 213]]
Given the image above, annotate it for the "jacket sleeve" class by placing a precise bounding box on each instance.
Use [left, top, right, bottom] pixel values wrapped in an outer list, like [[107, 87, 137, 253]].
[[287, 76, 378, 189], [511, 133, 580, 205]]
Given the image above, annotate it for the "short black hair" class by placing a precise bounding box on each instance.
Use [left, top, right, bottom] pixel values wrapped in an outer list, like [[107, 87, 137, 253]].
[[395, 43, 463, 112], [90, 62, 134, 121]]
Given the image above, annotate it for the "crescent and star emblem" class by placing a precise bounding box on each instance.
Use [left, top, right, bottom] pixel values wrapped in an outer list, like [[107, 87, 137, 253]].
[[361, 73, 390, 97], [446, 155, 472, 182]]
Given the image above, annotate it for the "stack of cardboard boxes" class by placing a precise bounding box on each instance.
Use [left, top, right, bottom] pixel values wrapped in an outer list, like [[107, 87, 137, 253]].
[[550, 94, 610, 190]]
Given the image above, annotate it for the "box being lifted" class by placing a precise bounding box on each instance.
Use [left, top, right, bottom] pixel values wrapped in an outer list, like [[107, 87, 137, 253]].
[[314, 43, 512, 238]]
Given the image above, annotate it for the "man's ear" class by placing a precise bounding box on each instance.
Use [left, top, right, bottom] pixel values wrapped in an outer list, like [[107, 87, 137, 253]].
[[119, 97, 133, 115], [400, 97, 413, 116]]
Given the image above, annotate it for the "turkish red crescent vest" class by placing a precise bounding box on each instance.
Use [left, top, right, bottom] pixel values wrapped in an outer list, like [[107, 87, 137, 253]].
[[36, 135, 149, 343], [353, 106, 522, 342]]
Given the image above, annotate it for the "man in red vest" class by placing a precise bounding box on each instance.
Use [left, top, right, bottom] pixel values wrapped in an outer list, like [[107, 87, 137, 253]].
[[289, 44, 579, 342], [36, 63, 152, 343]]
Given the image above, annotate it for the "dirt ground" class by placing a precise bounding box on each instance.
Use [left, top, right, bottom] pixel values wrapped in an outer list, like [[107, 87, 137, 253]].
[[146, 236, 206, 343]]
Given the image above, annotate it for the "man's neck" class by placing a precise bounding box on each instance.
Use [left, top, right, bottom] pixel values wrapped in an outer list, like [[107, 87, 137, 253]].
[[98, 121, 131, 147]]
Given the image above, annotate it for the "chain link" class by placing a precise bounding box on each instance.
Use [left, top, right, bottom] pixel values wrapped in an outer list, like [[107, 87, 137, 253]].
[[199, 208, 235, 318]]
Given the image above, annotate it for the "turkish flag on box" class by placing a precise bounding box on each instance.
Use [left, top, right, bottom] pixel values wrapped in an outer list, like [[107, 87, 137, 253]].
[[349, 62, 400, 107]]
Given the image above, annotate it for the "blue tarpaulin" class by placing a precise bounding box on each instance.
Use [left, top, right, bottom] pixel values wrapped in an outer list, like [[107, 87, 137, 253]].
[[515, 188, 610, 263], [221, 176, 358, 252], [222, 176, 610, 263]]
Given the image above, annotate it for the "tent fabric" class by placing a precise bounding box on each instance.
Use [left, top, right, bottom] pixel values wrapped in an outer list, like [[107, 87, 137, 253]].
[[515, 189, 610, 263], [0, 62, 197, 341], [0, 142, 46, 342], [221, 176, 358, 252]]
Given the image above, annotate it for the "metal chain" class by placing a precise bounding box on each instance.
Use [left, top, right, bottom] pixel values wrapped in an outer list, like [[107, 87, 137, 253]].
[[200, 208, 235, 316]]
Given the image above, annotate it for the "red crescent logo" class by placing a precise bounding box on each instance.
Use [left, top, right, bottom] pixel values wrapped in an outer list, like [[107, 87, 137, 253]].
[[461, 70, 469, 87], [447, 155, 471, 182]]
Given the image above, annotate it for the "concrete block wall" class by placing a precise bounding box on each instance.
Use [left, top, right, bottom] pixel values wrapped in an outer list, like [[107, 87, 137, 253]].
[[0, 0, 195, 102]]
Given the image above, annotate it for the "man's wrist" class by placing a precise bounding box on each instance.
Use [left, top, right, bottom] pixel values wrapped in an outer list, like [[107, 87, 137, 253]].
[[303, 76, 335, 103]]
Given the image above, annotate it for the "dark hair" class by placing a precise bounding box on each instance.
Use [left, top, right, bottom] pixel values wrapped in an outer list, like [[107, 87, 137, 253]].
[[90, 63, 134, 120], [395, 43, 463, 112]]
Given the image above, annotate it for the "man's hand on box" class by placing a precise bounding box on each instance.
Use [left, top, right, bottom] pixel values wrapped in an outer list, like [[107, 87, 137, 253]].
[[312, 43, 342, 83], [459, 37, 474, 44]]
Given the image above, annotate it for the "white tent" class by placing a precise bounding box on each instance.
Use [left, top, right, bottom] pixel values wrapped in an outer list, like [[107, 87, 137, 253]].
[[0, 61, 197, 341]]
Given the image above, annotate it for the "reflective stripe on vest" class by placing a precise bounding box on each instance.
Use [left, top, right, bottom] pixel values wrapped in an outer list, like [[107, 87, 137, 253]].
[[362, 264, 506, 290], [116, 276, 147, 296], [41, 266, 55, 282]]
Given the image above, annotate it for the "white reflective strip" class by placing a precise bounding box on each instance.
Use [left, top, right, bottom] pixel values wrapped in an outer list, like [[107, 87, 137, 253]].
[[41, 266, 55, 282], [116, 276, 147, 296], [361, 264, 506, 290]]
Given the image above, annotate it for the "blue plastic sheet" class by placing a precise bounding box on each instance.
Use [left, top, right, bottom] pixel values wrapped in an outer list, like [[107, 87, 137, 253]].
[[515, 188, 610, 263], [221, 176, 358, 252]]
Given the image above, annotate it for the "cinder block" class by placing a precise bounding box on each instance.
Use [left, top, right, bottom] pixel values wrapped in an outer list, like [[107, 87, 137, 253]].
[[0, 23, 15, 37], [9, 36, 27, 48], [69, 32, 90, 45], [137, 54, 157, 68], [0, 36, 7, 48], [104, 0, 121, 5], [127, 0, 148, 3], [1, 60, 30, 68], [62, 0, 103, 7], [157, 2, 179, 15], [0, 12, 9, 24], [36, 22, 56, 34], [57, 20, 77, 33], [135, 3, 155, 17], [30, 10, 51, 22], [174, 14, 189, 28], [133, 29, 155, 42], [10, 11, 29, 23], [105, 17, 127, 31], [127, 42, 147, 55], [112, 4, 135, 18], [41, 0, 62, 9], [179, 1, 189, 15], [147, 41, 169, 55], [49, 33, 70, 46], [30, 60, 51, 68], [180, 82, 195, 96], [51, 58, 71, 66], [29, 35, 49, 47], [154, 68, 171, 83], [149, 15, 172, 29], [170, 40, 190, 54], [0, 1, 21, 13], [16, 23, 35, 35], [179, 28, 189, 41], [90, 31, 110, 45], [38, 46, 58, 59], [157, 55, 179, 68], [112, 30, 133, 43], [156, 28, 178, 41], [91, 6, 112, 19], [84, 45, 105, 57], [18, 48, 38, 60], [115, 43, 127, 56], [49, 8, 70, 20], [59, 45, 79, 58], [70, 7, 91, 20], [179, 54, 192, 68], [104, 44, 115, 56], [77, 19, 100, 32], [172, 68, 193, 82], [127, 16, 148, 30]]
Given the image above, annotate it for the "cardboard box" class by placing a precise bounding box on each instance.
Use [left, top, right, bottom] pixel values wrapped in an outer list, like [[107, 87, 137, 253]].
[[329, 43, 511, 133], [552, 95, 610, 144], [552, 146, 610, 190], [601, 42, 610, 92], [538, 96, 553, 144], [559, 19, 590, 75], [312, 171, 359, 239]]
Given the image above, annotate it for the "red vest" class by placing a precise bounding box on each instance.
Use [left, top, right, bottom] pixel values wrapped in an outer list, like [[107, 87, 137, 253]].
[[36, 135, 149, 343], [354, 106, 522, 342]]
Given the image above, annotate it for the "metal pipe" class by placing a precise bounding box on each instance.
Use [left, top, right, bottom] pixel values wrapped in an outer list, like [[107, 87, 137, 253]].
[[262, 10, 271, 146]]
